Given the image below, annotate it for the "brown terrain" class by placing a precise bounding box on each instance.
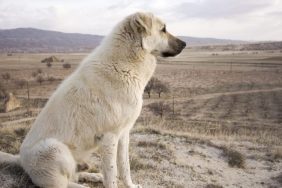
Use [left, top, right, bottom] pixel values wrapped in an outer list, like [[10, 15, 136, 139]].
[[0, 45, 282, 188]]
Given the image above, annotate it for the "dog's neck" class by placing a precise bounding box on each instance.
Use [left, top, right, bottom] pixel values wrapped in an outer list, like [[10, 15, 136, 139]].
[[93, 31, 156, 87]]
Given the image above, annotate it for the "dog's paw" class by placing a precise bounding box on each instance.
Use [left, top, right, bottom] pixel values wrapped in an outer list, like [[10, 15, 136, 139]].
[[78, 172, 103, 183], [127, 184, 142, 188]]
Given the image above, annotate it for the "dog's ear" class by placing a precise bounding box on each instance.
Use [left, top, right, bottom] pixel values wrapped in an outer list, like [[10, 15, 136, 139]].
[[131, 12, 152, 35]]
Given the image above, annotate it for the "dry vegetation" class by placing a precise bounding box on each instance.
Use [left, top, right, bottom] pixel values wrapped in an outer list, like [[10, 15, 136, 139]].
[[0, 48, 282, 187]]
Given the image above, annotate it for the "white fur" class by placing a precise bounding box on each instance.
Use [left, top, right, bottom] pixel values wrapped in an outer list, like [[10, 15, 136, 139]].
[[19, 12, 180, 188]]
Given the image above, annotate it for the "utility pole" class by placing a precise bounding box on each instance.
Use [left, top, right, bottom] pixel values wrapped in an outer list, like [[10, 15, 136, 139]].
[[26, 81, 30, 116]]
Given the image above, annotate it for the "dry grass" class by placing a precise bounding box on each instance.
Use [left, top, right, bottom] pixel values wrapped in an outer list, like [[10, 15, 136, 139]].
[[273, 173, 282, 186], [129, 154, 154, 171], [205, 184, 223, 188], [1, 50, 282, 187], [0, 122, 31, 154], [137, 141, 167, 150]]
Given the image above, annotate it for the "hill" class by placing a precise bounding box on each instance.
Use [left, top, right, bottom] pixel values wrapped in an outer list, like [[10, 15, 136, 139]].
[[179, 36, 245, 46], [0, 28, 246, 53], [190, 41, 282, 51], [0, 28, 103, 53]]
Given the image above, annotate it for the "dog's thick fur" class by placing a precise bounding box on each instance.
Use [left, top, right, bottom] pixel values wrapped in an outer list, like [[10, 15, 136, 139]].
[[2, 12, 185, 188]]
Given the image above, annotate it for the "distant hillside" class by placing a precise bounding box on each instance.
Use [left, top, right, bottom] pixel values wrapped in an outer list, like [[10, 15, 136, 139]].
[[179, 36, 245, 46], [0, 27, 259, 53], [0, 28, 103, 52], [191, 41, 282, 51]]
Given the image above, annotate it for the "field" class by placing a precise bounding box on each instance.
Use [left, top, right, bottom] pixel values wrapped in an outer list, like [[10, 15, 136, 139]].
[[0, 48, 282, 188]]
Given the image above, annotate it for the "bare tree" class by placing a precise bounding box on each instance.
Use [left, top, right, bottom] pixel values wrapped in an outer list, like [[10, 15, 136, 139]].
[[144, 77, 157, 98], [153, 79, 169, 98], [36, 75, 44, 85], [147, 101, 171, 118], [2, 73, 11, 83]]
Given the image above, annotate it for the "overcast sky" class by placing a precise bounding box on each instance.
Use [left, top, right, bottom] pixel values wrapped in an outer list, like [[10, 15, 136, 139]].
[[0, 0, 282, 41]]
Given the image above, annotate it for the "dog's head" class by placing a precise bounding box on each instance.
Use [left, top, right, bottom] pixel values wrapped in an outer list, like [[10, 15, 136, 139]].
[[129, 12, 186, 57]]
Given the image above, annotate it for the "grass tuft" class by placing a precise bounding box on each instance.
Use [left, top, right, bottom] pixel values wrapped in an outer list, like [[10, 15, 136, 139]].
[[221, 147, 245, 168]]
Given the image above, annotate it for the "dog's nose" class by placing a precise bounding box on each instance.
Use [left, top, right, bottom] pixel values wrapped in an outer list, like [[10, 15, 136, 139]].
[[181, 40, 186, 48]]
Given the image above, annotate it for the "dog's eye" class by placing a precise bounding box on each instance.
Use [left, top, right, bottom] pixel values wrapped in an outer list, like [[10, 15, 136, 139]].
[[161, 25, 166, 33]]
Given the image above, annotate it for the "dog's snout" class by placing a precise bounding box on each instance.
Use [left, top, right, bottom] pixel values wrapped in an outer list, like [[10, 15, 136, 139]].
[[177, 39, 186, 49]]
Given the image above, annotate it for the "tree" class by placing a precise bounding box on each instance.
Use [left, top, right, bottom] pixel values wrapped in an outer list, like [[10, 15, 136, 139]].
[[36, 75, 44, 85], [153, 79, 169, 98], [147, 102, 171, 118], [2, 73, 11, 83], [144, 77, 157, 98]]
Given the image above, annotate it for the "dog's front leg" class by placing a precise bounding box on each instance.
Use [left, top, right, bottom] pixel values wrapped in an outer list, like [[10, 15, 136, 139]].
[[118, 130, 142, 188], [100, 133, 119, 188]]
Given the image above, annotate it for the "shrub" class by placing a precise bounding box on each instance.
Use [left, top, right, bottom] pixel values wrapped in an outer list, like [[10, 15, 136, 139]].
[[222, 147, 245, 168], [15, 79, 26, 89], [31, 72, 38, 77], [147, 101, 171, 118], [63, 63, 71, 69], [0, 82, 7, 99], [37, 69, 43, 74], [46, 62, 52, 68], [36, 75, 44, 85], [47, 76, 55, 83], [2, 72, 11, 82]]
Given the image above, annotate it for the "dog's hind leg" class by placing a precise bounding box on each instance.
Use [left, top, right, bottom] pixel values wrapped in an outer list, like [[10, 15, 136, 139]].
[[77, 171, 103, 183], [20, 138, 86, 188], [68, 182, 90, 188]]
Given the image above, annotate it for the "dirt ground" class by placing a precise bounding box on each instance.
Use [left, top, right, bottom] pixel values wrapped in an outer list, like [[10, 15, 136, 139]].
[[0, 49, 282, 188]]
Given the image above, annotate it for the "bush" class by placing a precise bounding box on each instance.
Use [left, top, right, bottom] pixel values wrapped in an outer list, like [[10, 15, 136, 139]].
[[46, 62, 52, 68], [222, 147, 245, 168], [0, 82, 7, 99], [63, 63, 71, 69], [31, 72, 38, 77], [37, 69, 43, 74], [2, 72, 11, 82], [144, 77, 169, 98], [36, 75, 44, 85], [15, 79, 26, 89], [147, 101, 171, 118], [47, 76, 55, 83]]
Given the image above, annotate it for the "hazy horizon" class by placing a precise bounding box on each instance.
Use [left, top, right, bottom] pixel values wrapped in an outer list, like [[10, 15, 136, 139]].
[[0, 0, 282, 41]]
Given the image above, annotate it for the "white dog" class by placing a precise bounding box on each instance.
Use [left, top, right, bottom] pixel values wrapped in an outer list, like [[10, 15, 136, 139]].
[[18, 12, 186, 188]]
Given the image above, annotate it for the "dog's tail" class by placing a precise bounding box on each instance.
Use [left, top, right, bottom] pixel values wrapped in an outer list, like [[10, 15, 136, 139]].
[[0, 151, 20, 165], [0, 151, 35, 187]]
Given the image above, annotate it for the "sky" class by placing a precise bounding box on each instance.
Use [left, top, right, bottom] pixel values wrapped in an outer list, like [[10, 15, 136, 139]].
[[0, 0, 282, 41]]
